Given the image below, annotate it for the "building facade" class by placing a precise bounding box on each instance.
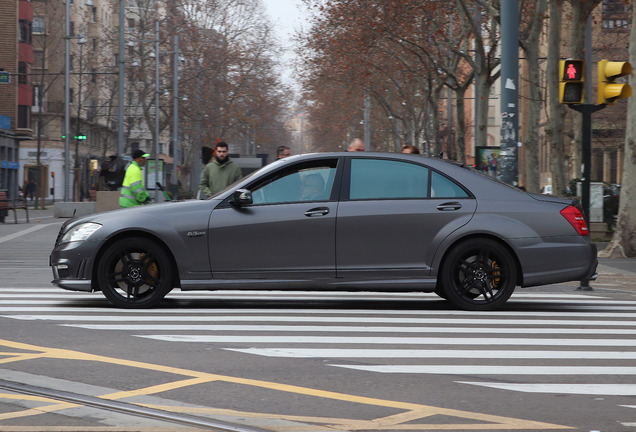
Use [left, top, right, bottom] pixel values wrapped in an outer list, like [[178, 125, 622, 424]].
[[0, 0, 34, 200]]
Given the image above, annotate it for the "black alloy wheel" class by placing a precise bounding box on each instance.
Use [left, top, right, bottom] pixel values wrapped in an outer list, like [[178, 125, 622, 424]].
[[97, 237, 173, 308], [441, 238, 517, 311]]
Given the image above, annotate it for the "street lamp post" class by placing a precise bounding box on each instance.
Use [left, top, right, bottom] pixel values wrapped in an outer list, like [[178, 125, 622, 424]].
[[172, 35, 179, 188], [153, 22, 160, 201], [64, 1, 86, 202], [117, 0, 125, 157], [64, 0, 71, 202]]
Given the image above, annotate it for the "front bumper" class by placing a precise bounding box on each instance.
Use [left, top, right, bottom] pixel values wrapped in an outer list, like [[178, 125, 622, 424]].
[[50, 240, 97, 292]]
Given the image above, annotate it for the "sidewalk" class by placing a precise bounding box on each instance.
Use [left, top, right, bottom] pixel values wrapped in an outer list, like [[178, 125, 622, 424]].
[[0, 202, 61, 227], [1, 204, 635, 291]]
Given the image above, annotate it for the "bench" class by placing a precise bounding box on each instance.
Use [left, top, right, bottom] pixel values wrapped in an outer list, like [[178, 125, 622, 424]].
[[0, 191, 29, 224]]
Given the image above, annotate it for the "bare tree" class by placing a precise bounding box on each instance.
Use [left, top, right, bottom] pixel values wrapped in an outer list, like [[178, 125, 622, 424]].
[[599, 2, 636, 258], [518, 0, 547, 193], [545, 0, 568, 195]]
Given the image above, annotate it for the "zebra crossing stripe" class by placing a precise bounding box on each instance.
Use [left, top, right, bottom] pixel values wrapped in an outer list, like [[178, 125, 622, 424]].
[[330, 365, 636, 375], [223, 348, 636, 359], [459, 382, 636, 396], [11, 315, 636, 326], [60, 324, 636, 335], [136, 335, 636, 346]]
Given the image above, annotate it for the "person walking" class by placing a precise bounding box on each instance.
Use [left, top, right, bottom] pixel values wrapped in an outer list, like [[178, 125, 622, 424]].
[[119, 149, 151, 208], [199, 141, 242, 198], [26, 180, 36, 201]]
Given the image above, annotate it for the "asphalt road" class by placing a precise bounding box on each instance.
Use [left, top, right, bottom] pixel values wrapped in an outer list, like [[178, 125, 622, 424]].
[[2, 208, 636, 431]]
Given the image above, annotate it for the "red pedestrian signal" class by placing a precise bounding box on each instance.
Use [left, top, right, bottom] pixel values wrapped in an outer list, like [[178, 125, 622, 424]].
[[559, 59, 584, 104]]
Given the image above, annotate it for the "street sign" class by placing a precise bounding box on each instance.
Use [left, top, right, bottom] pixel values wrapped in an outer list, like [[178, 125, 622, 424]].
[[0, 72, 10, 84]]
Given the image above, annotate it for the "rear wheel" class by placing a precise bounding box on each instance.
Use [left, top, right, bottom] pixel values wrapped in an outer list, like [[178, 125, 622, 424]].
[[97, 237, 173, 308], [440, 238, 517, 311]]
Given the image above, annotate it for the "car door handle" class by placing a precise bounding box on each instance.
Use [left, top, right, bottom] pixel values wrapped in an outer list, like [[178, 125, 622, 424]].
[[305, 207, 330, 217], [437, 202, 462, 211]]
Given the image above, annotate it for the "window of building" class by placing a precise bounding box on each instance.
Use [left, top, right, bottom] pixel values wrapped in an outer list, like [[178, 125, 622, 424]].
[[34, 121, 47, 137], [603, 19, 629, 29], [603, 0, 627, 13], [33, 17, 45, 34], [19, 20, 32, 44], [33, 51, 45, 69], [18, 63, 29, 84], [18, 106, 31, 129], [32, 85, 43, 109], [91, 7, 97, 23]]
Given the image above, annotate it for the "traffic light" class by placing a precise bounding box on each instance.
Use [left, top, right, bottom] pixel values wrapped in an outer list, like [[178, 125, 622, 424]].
[[559, 59, 584, 104], [51, 171, 55, 178], [597, 59, 632, 105], [75, 133, 87, 140]]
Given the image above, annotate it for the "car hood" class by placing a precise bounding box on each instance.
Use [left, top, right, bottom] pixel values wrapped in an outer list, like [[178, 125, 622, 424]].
[[61, 199, 220, 231]]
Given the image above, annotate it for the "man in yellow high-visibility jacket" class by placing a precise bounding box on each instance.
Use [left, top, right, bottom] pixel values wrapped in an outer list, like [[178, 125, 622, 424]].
[[119, 149, 151, 208]]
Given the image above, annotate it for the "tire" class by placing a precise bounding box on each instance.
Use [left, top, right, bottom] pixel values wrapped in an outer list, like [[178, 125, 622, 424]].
[[440, 238, 517, 311], [96, 237, 173, 308]]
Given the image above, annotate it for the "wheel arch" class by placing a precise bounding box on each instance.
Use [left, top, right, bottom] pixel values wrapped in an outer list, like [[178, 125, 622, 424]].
[[435, 233, 523, 288], [90, 230, 180, 291]]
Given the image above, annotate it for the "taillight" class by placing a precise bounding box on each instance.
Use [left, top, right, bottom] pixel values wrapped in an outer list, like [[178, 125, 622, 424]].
[[560, 205, 588, 236]]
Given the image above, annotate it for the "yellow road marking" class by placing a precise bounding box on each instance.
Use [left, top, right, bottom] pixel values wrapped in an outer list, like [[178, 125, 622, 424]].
[[0, 339, 573, 430]]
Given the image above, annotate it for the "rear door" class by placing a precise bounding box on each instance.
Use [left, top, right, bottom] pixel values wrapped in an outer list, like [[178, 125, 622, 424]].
[[335, 157, 476, 278]]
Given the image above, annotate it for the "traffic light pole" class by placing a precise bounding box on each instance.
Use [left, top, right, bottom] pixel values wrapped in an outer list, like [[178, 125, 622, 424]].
[[567, 104, 606, 223], [567, 103, 606, 290]]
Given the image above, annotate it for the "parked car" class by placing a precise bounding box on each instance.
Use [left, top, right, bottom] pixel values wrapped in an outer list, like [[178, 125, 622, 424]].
[[50, 152, 597, 311]]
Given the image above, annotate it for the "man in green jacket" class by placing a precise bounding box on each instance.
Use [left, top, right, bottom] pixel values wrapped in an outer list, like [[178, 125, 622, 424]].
[[119, 149, 151, 208], [199, 141, 242, 198]]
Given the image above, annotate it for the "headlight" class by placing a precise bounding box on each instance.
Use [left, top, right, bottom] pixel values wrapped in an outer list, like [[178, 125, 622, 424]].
[[60, 222, 102, 243]]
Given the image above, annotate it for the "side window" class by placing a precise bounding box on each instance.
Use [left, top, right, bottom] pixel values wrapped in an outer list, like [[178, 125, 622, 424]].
[[251, 160, 338, 205], [350, 159, 428, 199], [431, 171, 469, 198]]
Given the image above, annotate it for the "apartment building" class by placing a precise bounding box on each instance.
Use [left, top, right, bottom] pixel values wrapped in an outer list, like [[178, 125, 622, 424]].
[[18, 0, 173, 202], [0, 0, 33, 200]]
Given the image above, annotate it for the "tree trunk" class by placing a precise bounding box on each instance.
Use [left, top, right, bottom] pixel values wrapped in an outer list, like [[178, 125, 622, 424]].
[[599, 2, 636, 258], [519, 0, 547, 194], [546, 0, 567, 195], [455, 86, 467, 163]]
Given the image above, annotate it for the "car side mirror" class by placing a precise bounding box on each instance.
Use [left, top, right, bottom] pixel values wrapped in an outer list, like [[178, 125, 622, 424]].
[[230, 189, 253, 207]]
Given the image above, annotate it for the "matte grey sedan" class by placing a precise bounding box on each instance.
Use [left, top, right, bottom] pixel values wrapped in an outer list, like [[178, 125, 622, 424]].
[[50, 152, 597, 311]]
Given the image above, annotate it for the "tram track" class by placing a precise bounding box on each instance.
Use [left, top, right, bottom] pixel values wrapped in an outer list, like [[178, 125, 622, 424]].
[[0, 378, 270, 432]]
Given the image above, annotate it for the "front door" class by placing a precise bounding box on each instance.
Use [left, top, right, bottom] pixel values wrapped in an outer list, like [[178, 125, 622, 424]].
[[209, 159, 340, 279]]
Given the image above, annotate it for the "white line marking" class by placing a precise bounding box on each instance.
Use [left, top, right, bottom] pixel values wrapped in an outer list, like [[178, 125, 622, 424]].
[[9, 314, 636, 326], [459, 382, 636, 395], [135, 335, 636, 346], [330, 364, 636, 375], [59, 324, 636, 335], [224, 348, 636, 359], [9, 315, 636, 326], [0, 224, 53, 244]]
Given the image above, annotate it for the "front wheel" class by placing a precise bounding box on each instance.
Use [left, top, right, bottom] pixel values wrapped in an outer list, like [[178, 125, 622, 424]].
[[440, 238, 517, 311], [96, 237, 173, 308]]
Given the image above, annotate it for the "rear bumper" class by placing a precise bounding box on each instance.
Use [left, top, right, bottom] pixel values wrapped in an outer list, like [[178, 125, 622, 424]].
[[518, 238, 598, 287]]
